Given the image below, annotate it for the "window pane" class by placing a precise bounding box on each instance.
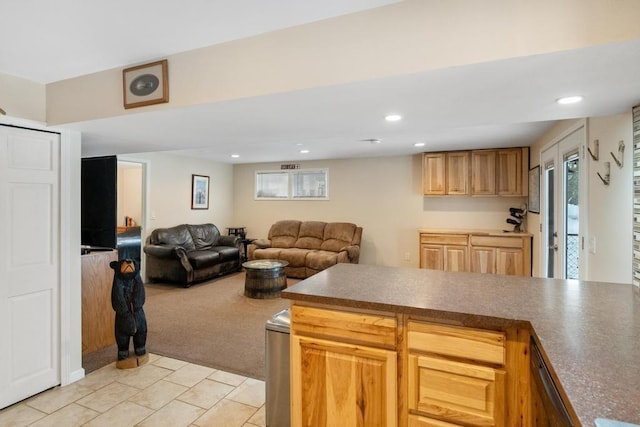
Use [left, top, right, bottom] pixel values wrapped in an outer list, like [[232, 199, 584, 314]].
[[564, 154, 579, 280], [292, 170, 328, 199], [545, 164, 555, 278], [256, 172, 289, 198]]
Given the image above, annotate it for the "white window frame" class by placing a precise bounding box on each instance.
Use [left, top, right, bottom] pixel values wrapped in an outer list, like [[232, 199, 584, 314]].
[[255, 168, 329, 200]]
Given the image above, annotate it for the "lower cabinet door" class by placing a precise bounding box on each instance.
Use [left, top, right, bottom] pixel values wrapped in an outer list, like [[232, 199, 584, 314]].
[[421, 244, 445, 270], [495, 248, 524, 276], [291, 335, 397, 427], [470, 247, 496, 274], [408, 354, 505, 426]]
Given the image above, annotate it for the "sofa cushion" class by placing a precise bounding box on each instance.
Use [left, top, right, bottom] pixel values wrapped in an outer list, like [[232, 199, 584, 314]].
[[294, 221, 326, 249], [306, 250, 339, 271], [187, 224, 220, 249], [320, 222, 357, 252], [187, 250, 220, 269], [269, 220, 301, 248], [274, 248, 311, 267], [152, 225, 196, 251], [253, 248, 283, 260], [210, 246, 240, 263]]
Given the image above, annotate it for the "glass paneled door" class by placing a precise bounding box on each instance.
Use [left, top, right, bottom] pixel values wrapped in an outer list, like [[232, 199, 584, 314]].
[[540, 125, 585, 279]]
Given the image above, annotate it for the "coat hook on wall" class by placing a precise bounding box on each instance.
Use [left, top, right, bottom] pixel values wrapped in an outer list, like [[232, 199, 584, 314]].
[[587, 139, 599, 161], [610, 140, 625, 168], [597, 161, 610, 186]]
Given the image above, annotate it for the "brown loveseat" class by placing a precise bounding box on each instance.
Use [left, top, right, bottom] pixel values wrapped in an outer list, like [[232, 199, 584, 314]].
[[247, 220, 362, 278]]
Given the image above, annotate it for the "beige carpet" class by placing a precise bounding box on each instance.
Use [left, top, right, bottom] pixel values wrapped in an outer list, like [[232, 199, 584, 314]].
[[83, 271, 292, 380]]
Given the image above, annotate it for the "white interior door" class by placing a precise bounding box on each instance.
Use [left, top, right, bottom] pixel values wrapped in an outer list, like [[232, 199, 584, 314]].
[[0, 126, 60, 409], [540, 125, 585, 279]]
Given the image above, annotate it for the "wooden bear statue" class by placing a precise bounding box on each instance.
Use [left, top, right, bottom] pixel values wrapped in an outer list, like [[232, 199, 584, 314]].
[[109, 259, 148, 369]]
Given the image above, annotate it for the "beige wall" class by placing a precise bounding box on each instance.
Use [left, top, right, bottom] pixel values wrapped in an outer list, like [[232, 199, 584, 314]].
[[121, 152, 234, 239], [46, 0, 640, 126], [234, 155, 526, 268], [0, 73, 46, 122], [528, 114, 633, 283], [117, 164, 143, 226]]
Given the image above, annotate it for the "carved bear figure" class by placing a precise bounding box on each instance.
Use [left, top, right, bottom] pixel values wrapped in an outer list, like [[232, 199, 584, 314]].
[[109, 259, 147, 361]]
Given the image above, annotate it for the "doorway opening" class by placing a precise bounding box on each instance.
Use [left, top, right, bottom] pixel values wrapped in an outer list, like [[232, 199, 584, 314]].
[[116, 160, 145, 266]]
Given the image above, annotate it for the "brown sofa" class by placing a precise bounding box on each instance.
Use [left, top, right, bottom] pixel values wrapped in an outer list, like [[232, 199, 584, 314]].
[[143, 223, 241, 287], [247, 220, 362, 278]]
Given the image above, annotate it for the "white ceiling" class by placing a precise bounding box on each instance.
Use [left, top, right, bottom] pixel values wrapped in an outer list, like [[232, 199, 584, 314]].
[[2, 1, 640, 164]]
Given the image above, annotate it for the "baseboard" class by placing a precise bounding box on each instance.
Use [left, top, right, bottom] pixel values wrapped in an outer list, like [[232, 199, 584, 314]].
[[66, 368, 85, 385]]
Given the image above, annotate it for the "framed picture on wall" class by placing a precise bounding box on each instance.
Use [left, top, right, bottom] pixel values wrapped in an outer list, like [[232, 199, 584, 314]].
[[191, 174, 209, 210], [528, 166, 540, 214], [122, 59, 169, 109]]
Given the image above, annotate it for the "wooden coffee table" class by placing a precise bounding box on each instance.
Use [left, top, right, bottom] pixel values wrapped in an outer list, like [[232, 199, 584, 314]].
[[242, 259, 289, 299]]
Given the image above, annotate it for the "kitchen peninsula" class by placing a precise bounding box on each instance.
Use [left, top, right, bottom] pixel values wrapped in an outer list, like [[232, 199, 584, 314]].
[[282, 263, 640, 426]]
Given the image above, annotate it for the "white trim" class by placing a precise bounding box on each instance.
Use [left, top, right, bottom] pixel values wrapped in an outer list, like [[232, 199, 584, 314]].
[[68, 368, 86, 384]]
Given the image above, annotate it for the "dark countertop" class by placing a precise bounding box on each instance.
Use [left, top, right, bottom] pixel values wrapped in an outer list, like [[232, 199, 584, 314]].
[[281, 263, 640, 427]]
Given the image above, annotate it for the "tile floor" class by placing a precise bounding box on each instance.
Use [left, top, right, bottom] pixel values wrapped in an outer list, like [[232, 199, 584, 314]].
[[0, 354, 266, 427]]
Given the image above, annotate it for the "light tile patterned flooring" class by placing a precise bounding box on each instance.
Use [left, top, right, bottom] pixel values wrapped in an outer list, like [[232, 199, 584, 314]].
[[0, 354, 266, 427]]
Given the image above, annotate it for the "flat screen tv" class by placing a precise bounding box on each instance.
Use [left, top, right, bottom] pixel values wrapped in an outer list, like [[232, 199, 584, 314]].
[[81, 155, 117, 249]]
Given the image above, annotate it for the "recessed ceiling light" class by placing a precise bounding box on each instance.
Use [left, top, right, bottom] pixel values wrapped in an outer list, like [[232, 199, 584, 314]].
[[300, 149, 310, 154], [556, 95, 583, 105], [385, 114, 403, 122], [414, 142, 425, 147], [231, 154, 240, 158]]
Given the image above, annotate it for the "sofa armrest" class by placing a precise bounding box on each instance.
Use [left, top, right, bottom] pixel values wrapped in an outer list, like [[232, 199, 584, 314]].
[[339, 245, 361, 263], [252, 238, 272, 249], [218, 235, 241, 248], [144, 244, 193, 273], [144, 244, 181, 258]]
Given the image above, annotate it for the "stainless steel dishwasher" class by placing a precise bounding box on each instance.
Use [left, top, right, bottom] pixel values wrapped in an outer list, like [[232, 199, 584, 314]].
[[265, 308, 290, 427]]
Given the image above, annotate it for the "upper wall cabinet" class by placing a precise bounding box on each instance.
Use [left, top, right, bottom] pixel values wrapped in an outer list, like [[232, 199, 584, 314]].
[[423, 147, 528, 197], [471, 150, 496, 195], [423, 152, 470, 195]]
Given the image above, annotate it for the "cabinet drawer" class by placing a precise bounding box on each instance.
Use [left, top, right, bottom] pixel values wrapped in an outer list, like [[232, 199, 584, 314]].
[[420, 234, 468, 246], [408, 321, 505, 365], [291, 305, 397, 349], [470, 235, 523, 249], [408, 354, 505, 426]]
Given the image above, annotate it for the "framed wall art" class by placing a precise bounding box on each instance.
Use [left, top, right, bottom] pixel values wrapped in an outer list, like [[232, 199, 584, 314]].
[[122, 59, 169, 109], [528, 165, 540, 214], [191, 174, 210, 210]]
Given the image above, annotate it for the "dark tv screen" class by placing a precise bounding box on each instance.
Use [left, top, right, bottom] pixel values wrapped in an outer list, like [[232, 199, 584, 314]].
[[81, 155, 117, 249]]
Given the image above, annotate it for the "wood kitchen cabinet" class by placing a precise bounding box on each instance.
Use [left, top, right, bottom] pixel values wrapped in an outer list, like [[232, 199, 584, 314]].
[[422, 152, 470, 196], [407, 321, 507, 426], [471, 150, 497, 195], [420, 230, 532, 276], [497, 148, 525, 196], [470, 235, 530, 276], [290, 306, 398, 427], [423, 148, 528, 197], [446, 151, 470, 195], [420, 234, 468, 272], [289, 304, 531, 427], [423, 153, 446, 195]]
